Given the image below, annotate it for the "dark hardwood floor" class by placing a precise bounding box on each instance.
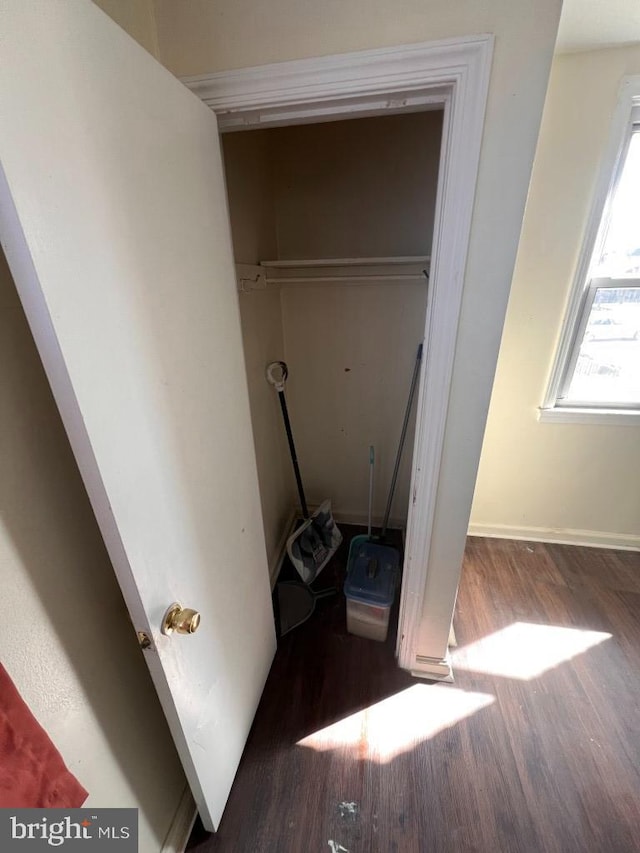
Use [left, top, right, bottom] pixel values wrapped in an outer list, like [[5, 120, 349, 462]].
[[188, 532, 640, 852]]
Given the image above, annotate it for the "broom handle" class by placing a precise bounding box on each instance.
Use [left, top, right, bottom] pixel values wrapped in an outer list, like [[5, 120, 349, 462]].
[[277, 390, 309, 519], [381, 343, 423, 538], [368, 446, 374, 538]]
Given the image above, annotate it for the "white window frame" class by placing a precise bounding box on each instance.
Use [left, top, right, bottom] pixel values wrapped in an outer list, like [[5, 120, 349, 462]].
[[540, 76, 640, 425]]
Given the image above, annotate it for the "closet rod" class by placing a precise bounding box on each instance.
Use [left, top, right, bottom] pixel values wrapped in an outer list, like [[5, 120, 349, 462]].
[[267, 273, 428, 284]]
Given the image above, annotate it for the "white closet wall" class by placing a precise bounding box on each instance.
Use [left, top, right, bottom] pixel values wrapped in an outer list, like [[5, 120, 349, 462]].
[[223, 110, 442, 557], [271, 112, 442, 260], [274, 112, 441, 525], [281, 281, 427, 525], [222, 131, 295, 579]]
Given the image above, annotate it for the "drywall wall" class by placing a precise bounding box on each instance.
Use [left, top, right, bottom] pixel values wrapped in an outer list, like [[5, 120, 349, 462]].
[[224, 113, 438, 528], [271, 112, 442, 260], [0, 250, 186, 848], [92, 0, 159, 57], [269, 112, 439, 522], [222, 130, 295, 576], [281, 282, 427, 524], [471, 45, 640, 549], [152, 0, 562, 668], [222, 130, 278, 265], [224, 113, 438, 543], [237, 287, 294, 576]]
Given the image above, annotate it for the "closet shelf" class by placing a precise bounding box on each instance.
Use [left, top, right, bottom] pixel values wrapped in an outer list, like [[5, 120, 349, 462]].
[[260, 256, 430, 268], [260, 256, 430, 285]]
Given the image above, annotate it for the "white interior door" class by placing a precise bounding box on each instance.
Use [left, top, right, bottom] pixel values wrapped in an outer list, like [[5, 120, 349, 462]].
[[0, 1, 276, 831]]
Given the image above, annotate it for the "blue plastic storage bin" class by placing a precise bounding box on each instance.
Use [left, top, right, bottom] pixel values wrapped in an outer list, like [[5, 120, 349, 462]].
[[344, 534, 399, 641]]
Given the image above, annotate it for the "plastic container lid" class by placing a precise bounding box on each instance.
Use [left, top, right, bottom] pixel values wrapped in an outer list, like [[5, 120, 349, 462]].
[[344, 536, 399, 607]]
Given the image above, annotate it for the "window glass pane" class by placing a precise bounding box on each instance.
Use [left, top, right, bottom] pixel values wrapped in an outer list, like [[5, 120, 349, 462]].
[[564, 287, 640, 404], [594, 131, 640, 277]]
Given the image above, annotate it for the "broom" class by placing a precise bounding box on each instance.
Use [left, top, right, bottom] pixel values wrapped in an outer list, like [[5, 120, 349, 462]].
[[266, 361, 342, 584]]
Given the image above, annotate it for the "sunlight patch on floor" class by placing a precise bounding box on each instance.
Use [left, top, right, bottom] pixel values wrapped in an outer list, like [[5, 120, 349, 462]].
[[452, 621, 612, 680], [296, 684, 494, 763]]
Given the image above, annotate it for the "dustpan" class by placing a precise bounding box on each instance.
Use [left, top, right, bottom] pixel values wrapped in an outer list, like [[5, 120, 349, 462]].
[[286, 498, 342, 584], [266, 361, 342, 584]]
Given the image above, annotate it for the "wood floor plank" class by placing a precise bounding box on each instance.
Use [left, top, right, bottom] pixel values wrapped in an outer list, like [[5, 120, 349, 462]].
[[545, 542, 640, 593], [188, 533, 640, 853]]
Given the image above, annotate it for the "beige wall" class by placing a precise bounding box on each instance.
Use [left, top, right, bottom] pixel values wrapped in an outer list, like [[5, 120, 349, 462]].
[[281, 282, 427, 524], [160, 0, 563, 664], [222, 130, 278, 264], [93, 0, 159, 57], [222, 131, 295, 577], [0, 251, 185, 849], [152, 0, 556, 81], [224, 113, 439, 534], [271, 113, 439, 523], [270, 112, 442, 259], [471, 45, 640, 548], [237, 287, 295, 576]]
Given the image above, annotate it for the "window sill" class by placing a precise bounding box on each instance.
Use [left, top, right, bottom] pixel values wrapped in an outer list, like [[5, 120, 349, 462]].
[[538, 406, 640, 426]]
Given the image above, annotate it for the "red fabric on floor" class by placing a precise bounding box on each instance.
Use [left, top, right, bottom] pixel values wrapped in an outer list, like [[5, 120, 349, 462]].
[[0, 663, 88, 807]]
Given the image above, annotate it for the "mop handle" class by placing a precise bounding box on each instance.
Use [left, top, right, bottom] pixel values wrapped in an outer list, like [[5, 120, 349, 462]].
[[367, 446, 374, 539], [266, 361, 309, 519], [381, 343, 423, 538]]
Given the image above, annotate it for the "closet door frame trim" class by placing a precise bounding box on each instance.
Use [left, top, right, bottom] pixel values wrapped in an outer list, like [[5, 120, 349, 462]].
[[182, 35, 494, 681]]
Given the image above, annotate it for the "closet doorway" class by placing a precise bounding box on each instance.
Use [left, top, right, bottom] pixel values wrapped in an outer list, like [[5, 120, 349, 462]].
[[185, 37, 493, 679], [222, 109, 443, 650]]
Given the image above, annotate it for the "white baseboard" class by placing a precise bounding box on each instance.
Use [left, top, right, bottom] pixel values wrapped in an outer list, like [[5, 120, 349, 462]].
[[268, 509, 297, 589], [161, 785, 197, 853], [411, 654, 454, 682], [467, 523, 640, 552]]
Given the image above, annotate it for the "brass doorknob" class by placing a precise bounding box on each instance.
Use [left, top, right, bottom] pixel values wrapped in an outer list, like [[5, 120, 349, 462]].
[[162, 602, 201, 636]]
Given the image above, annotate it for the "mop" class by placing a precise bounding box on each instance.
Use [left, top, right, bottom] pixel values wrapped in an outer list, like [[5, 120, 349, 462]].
[[345, 342, 423, 578]]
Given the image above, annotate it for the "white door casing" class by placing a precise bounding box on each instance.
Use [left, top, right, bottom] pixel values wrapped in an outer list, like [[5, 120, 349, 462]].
[[0, 1, 275, 831], [182, 36, 494, 680]]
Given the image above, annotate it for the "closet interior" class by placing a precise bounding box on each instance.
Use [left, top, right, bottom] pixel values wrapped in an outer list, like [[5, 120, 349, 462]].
[[221, 109, 443, 599]]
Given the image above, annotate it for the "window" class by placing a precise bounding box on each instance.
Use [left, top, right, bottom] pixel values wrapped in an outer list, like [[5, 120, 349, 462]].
[[560, 126, 640, 409], [542, 80, 640, 423]]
